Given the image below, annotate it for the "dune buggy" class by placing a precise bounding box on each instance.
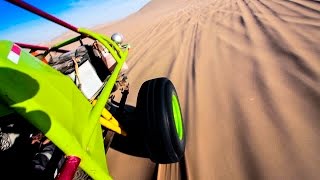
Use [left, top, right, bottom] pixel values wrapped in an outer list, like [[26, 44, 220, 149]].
[[0, 1, 185, 179]]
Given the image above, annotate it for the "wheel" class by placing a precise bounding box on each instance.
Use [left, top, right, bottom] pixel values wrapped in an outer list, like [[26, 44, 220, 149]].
[[136, 77, 185, 164]]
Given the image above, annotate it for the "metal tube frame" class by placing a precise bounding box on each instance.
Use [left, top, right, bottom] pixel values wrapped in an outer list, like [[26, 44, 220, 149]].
[[6, 1, 130, 179]]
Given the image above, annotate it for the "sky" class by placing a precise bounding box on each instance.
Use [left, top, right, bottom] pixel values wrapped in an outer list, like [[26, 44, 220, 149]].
[[0, 0, 150, 44]]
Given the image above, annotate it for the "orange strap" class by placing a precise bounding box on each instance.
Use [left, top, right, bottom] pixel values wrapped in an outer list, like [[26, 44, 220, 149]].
[[31, 52, 48, 64]]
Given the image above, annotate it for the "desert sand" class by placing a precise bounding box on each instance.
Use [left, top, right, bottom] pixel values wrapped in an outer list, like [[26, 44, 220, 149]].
[[95, 0, 320, 179], [53, 0, 320, 179]]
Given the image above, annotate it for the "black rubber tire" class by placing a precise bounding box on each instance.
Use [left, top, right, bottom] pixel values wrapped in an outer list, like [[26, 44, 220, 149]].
[[136, 77, 185, 164]]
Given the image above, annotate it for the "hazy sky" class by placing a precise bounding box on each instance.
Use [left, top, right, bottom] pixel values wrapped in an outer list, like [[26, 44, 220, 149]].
[[0, 0, 150, 44]]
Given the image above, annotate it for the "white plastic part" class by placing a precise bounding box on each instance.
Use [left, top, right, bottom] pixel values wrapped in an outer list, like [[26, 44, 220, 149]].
[[68, 61, 103, 99]]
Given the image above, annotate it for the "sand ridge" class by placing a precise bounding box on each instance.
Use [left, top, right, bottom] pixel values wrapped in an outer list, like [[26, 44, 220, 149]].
[[45, 0, 320, 179], [100, 0, 320, 179]]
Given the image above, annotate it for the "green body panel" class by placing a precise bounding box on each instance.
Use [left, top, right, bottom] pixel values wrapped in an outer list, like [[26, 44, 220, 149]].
[[0, 40, 111, 180], [0, 101, 14, 117]]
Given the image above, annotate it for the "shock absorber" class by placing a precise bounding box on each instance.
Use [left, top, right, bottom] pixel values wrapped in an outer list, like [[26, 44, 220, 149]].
[[118, 89, 129, 114], [116, 75, 129, 114]]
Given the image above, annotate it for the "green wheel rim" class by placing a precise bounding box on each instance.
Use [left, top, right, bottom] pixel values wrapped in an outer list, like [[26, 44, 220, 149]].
[[172, 94, 183, 140]]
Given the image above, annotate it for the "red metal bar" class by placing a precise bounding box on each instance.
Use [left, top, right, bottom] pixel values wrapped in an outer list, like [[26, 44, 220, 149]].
[[7, 0, 78, 33], [15, 42, 49, 50], [55, 156, 81, 180], [15, 42, 69, 53]]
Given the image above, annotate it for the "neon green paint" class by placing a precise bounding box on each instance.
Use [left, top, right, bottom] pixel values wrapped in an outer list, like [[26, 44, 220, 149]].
[[51, 35, 82, 49], [0, 40, 112, 180], [0, 27, 130, 180], [172, 94, 183, 140], [0, 101, 14, 117], [77, 28, 129, 148]]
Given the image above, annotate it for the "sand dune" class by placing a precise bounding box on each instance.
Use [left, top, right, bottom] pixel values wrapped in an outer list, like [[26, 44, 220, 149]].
[[82, 0, 320, 179]]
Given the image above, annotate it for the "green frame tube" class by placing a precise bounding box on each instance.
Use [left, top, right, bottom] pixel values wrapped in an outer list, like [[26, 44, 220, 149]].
[[77, 28, 129, 146], [2, 1, 132, 178], [51, 35, 83, 50], [19, 26, 130, 148]]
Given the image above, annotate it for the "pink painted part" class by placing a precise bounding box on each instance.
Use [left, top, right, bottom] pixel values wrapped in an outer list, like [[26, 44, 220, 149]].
[[56, 156, 81, 180], [11, 44, 21, 55], [9, 0, 78, 32], [15, 42, 50, 51]]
